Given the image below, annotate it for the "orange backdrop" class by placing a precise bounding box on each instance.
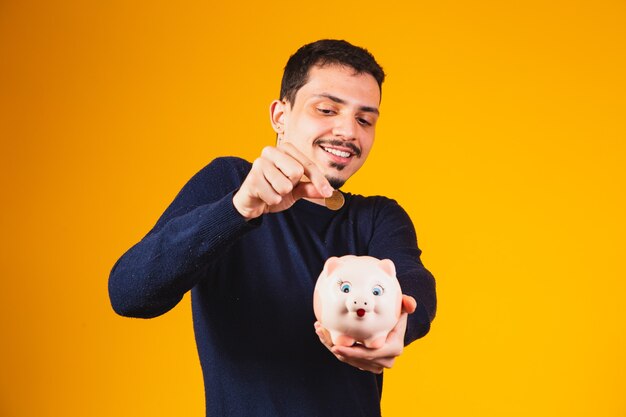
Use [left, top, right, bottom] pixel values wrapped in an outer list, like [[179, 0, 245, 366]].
[[1, 1, 625, 416]]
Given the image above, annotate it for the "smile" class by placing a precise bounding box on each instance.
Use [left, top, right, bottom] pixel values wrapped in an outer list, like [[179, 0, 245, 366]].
[[322, 146, 352, 158], [314, 138, 362, 159]]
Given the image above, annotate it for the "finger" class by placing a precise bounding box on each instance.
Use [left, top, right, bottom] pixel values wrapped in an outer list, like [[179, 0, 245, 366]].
[[314, 325, 387, 373], [314, 322, 334, 350], [330, 343, 396, 373], [335, 355, 385, 374], [332, 344, 385, 362], [376, 357, 396, 369], [335, 350, 397, 373], [252, 156, 294, 197], [402, 295, 417, 314], [247, 158, 282, 203], [251, 171, 284, 207], [261, 160, 295, 196], [390, 311, 409, 337], [351, 356, 395, 371], [279, 143, 333, 197], [331, 330, 404, 360], [292, 182, 327, 200], [260, 146, 305, 186], [383, 312, 409, 353], [354, 363, 384, 374], [335, 350, 396, 367]]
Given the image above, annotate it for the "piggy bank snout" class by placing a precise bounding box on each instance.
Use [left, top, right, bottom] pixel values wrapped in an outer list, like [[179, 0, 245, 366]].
[[346, 295, 374, 311]]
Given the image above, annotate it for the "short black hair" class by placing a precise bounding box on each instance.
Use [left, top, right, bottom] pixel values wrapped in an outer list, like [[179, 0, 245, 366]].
[[280, 39, 385, 106]]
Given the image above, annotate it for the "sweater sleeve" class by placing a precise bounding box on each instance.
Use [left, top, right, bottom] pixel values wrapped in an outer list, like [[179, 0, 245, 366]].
[[108, 157, 259, 318], [367, 199, 437, 345]]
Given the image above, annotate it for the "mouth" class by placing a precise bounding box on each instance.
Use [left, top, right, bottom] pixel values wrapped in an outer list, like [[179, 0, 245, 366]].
[[321, 146, 353, 159], [314, 139, 361, 164], [317, 144, 361, 170], [320, 146, 354, 168], [356, 309, 366, 318]]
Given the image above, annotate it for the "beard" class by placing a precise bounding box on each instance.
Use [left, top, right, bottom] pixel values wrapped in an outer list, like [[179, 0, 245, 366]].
[[325, 160, 350, 189], [313, 138, 360, 190], [326, 175, 346, 190]]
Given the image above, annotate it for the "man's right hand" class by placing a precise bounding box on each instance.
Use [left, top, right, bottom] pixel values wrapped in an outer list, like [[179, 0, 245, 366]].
[[233, 143, 334, 220]]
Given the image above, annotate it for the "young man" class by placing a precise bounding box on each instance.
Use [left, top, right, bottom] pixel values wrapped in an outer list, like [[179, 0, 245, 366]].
[[109, 39, 436, 417]]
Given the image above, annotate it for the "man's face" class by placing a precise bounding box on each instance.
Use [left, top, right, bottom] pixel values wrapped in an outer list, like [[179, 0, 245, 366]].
[[272, 64, 381, 189]]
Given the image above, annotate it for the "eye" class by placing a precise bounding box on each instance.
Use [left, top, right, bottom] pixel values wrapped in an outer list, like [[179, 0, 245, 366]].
[[372, 285, 384, 296], [317, 107, 336, 115], [357, 117, 372, 126], [340, 282, 351, 293]]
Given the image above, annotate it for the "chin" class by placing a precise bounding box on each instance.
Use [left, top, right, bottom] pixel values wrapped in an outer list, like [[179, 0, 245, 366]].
[[325, 163, 355, 189], [326, 176, 346, 190]]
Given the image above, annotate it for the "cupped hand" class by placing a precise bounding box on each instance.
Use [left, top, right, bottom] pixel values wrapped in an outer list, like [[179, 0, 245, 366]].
[[314, 295, 417, 374]]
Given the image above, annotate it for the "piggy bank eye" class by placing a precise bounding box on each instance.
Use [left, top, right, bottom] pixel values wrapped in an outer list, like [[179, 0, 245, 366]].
[[372, 285, 384, 296], [340, 282, 351, 293]]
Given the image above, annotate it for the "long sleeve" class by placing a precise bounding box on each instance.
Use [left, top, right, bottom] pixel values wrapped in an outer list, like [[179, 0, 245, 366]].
[[367, 199, 437, 344], [108, 157, 258, 318]]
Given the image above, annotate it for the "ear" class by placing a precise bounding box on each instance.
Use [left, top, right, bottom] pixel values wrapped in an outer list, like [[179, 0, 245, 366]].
[[269, 99, 287, 138], [323, 257, 342, 275], [378, 259, 396, 277]]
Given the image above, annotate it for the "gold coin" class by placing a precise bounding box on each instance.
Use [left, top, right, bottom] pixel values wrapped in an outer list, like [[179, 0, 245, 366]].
[[325, 190, 345, 210]]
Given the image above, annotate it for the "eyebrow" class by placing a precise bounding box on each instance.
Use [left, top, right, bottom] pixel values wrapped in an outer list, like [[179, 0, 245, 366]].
[[315, 94, 380, 115]]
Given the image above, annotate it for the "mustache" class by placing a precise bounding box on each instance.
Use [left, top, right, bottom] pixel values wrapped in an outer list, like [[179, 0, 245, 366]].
[[313, 139, 362, 158]]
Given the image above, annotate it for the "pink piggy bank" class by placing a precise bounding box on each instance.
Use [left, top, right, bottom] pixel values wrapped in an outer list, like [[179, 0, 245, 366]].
[[313, 255, 403, 349]]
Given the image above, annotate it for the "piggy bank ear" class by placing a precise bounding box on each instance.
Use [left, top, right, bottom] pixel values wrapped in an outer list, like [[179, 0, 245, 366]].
[[323, 257, 342, 275], [378, 259, 396, 277]]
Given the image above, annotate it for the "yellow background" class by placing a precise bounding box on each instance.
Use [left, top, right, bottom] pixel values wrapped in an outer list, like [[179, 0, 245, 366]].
[[1, 0, 625, 416]]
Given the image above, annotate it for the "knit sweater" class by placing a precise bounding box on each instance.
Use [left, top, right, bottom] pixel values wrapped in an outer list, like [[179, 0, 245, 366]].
[[109, 157, 436, 417]]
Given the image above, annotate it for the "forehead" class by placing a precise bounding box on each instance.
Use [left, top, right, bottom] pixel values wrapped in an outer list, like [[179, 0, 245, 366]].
[[333, 265, 393, 281], [294, 64, 381, 108]]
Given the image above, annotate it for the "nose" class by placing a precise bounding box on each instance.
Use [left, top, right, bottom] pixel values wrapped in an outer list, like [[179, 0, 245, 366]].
[[332, 114, 357, 140], [349, 297, 371, 309]]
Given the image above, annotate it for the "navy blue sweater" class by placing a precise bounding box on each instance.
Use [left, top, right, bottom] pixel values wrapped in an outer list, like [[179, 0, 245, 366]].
[[109, 157, 436, 417]]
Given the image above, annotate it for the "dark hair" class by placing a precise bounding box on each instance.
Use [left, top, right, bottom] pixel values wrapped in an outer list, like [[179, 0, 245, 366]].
[[280, 39, 385, 106]]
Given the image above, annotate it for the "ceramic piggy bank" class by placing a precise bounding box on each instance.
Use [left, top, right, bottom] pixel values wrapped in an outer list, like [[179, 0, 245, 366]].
[[313, 255, 403, 349]]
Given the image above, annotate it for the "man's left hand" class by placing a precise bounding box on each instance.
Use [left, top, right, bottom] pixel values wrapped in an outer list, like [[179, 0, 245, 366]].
[[314, 295, 418, 374]]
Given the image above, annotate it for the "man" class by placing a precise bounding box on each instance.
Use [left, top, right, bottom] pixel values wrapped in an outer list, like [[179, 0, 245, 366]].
[[109, 39, 436, 417]]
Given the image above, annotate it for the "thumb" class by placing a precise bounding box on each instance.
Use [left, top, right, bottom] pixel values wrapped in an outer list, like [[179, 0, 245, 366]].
[[292, 181, 326, 201], [401, 295, 417, 314]]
